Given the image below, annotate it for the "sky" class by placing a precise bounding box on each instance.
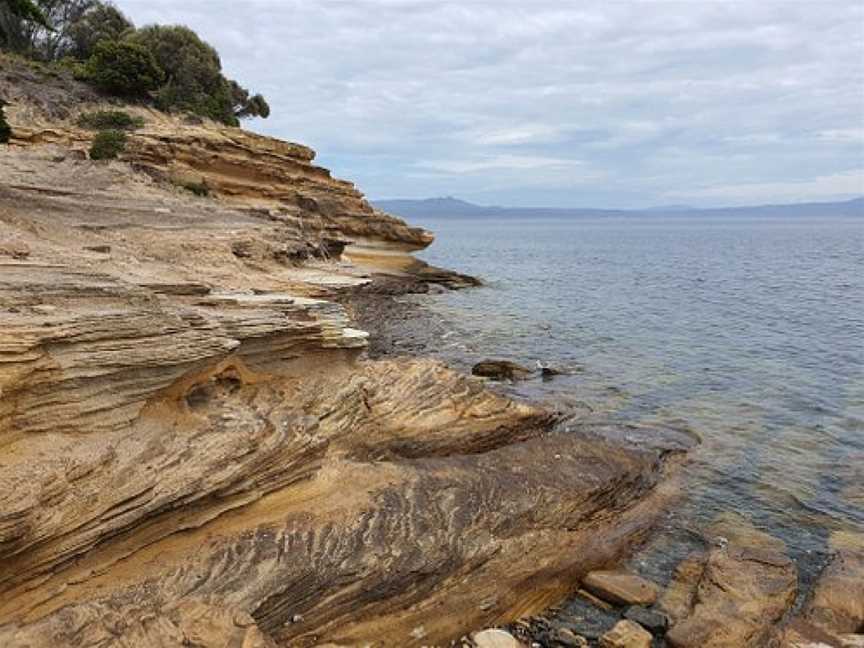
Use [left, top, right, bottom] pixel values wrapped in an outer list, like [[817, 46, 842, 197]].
[[117, 0, 864, 208]]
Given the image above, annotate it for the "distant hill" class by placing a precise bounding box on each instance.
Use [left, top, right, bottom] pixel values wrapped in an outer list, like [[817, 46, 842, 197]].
[[373, 196, 864, 219]]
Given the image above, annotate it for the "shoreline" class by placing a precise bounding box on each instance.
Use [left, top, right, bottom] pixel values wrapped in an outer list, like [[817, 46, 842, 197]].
[[1, 61, 860, 645]]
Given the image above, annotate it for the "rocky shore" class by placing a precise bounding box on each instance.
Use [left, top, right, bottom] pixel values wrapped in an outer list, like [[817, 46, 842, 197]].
[[1, 62, 860, 648]]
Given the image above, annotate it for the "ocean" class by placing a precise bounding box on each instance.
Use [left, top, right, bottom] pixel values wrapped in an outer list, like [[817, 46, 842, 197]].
[[410, 212, 863, 587]]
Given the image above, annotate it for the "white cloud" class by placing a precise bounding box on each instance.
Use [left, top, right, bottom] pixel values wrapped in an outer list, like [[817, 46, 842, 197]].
[[665, 169, 864, 204], [818, 129, 864, 144], [115, 0, 864, 207], [419, 154, 583, 174]]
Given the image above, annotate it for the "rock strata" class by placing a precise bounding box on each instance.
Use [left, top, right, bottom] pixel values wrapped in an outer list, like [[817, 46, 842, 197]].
[[0, 83, 692, 646]]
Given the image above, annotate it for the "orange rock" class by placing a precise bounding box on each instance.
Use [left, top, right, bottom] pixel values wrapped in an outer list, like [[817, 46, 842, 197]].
[[665, 514, 797, 648], [599, 620, 652, 648], [582, 570, 660, 606]]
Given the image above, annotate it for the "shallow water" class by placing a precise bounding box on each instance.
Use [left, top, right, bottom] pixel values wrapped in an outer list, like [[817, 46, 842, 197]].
[[411, 213, 864, 579]]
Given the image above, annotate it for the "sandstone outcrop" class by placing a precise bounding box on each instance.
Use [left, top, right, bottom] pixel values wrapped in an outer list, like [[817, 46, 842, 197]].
[[0, 58, 475, 290], [1, 69, 692, 647], [662, 513, 798, 648], [776, 531, 864, 648]]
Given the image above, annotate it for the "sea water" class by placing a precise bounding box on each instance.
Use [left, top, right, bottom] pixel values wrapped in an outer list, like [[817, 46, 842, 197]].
[[411, 212, 863, 582]]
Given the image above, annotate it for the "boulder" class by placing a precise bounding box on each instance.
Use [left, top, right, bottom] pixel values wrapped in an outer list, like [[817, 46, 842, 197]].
[[471, 628, 523, 648], [599, 620, 652, 648], [472, 359, 533, 381], [583, 570, 660, 606]]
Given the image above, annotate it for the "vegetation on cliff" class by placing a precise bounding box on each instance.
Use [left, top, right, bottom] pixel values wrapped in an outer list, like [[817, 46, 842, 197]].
[[87, 127, 125, 158], [0, 101, 10, 142], [76, 108, 142, 130], [0, 0, 268, 125]]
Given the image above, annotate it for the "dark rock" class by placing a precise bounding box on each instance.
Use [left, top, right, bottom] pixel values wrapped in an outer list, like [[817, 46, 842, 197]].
[[553, 627, 589, 647], [472, 360, 533, 381], [84, 245, 111, 253], [624, 606, 669, 633]]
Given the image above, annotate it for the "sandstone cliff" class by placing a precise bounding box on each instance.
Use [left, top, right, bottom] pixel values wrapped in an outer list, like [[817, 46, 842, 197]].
[[0, 65, 690, 647]]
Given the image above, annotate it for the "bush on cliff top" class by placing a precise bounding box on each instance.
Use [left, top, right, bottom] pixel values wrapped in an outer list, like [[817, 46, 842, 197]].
[[76, 109, 143, 131], [3, 1, 270, 126], [84, 40, 164, 97], [67, 1, 133, 59], [89, 128, 126, 159], [125, 25, 269, 126]]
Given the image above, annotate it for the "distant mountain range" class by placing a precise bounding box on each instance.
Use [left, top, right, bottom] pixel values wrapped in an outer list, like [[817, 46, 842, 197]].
[[373, 196, 864, 219]]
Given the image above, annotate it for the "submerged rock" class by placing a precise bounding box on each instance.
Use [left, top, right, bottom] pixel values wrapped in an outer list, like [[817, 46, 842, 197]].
[[472, 359, 533, 381], [663, 513, 797, 648], [801, 538, 864, 636]]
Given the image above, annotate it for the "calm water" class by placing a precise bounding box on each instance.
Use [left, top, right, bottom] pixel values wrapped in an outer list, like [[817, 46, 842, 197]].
[[411, 213, 864, 575]]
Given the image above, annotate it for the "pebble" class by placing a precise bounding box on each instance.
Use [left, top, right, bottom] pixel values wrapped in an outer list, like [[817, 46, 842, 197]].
[[470, 628, 522, 648]]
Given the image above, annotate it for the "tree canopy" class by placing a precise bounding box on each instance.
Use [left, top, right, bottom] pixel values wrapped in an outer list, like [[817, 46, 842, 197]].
[[0, 0, 270, 125]]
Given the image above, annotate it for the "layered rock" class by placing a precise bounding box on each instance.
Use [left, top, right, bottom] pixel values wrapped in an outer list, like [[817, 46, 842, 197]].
[[661, 513, 798, 648], [1, 57, 475, 288], [1, 75, 690, 646]]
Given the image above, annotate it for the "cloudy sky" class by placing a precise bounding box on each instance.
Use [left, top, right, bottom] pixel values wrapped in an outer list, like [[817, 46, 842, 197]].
[[118, 1, 863, 208]]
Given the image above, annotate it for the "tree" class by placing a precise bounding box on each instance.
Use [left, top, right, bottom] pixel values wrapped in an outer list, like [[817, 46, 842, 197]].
[[0, 0, 50, 53], [127, 25, 269, 125], [29, 0, 94, 59], [67, 1, 132, 59], [85, 40, 164, 97], [229, 80, 271, 119]]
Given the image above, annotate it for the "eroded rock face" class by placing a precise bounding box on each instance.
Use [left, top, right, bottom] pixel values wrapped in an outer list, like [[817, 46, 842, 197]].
[[663, 513, 798, 648], [1, 62, 476, 289], [0, 101, 691, 645]]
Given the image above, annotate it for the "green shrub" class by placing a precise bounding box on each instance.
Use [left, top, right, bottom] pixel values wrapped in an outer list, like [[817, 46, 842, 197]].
[[77, 110, 143, 131], [84, 40, 164, 97], [0, 104, 11, 144], [127, 25, 268, 125], [179, 180, 210, 197], [89, 129, 127, 159]]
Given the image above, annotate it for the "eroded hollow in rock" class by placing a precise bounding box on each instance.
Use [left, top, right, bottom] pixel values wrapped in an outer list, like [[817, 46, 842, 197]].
[[185, 369, 245, 410]]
